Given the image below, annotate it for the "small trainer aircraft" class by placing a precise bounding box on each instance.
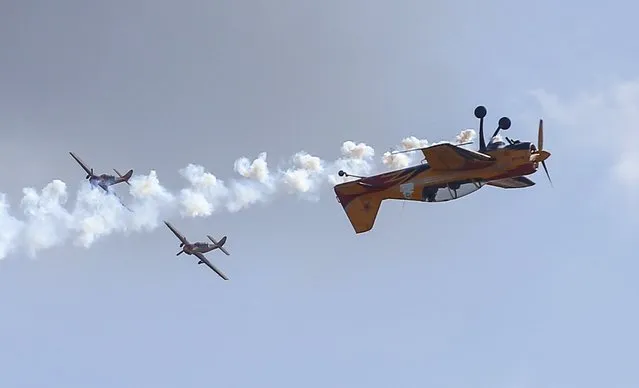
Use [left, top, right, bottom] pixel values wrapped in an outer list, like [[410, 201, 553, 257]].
[[334, 105, 552, 234], [163, 221, 231, 280], [69, 152, 134, 211], [69, 152, 133, 192]]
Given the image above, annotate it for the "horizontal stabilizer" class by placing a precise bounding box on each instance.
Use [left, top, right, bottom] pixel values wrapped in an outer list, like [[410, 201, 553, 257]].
[[207, 235, 230, 256], [487, 176, 535, 189], [113, 168, 133, 185]]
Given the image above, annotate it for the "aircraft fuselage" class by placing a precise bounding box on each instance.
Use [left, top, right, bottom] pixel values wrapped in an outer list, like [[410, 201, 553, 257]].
[[183, 243, 218, 255], [88, 174, 118, 191]]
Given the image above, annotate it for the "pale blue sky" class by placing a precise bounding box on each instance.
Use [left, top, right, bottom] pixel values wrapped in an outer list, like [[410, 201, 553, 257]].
[[1, 1, 638, 387]]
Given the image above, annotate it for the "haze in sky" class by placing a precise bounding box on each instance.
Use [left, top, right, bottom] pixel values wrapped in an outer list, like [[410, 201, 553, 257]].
[[1, 1, 637, 387]]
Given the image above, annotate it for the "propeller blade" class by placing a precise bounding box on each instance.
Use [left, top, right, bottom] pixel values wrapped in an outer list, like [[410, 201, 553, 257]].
[[541, 160, 552, 187], [176, 250, 184, 256], [538, 119, 543, 151]]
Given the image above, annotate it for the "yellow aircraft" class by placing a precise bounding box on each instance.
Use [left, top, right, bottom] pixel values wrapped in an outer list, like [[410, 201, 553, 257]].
[[333, 105, 552, 234]]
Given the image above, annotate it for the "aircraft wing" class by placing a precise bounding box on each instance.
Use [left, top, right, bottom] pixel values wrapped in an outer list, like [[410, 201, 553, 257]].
[[164, 221, 189, 245], [194, 252, 229, 280], [113, 193, 132, 212], [96, 183, 109, 193], [420, 143, 495, 170], [69, 152, 93, 175]]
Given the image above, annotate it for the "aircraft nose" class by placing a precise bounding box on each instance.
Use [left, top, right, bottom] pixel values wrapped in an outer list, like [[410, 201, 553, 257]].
[[530, 150, 551, 163]]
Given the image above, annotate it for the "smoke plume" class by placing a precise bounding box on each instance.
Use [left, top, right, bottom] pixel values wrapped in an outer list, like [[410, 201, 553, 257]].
[[0, 130, 475, 260]]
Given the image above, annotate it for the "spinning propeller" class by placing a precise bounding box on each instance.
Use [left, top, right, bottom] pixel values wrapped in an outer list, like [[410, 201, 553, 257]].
[[530, 119, 552, 186]]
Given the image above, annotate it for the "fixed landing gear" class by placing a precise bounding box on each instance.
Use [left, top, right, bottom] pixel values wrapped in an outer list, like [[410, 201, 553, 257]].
[[422, 186, 438, 202]]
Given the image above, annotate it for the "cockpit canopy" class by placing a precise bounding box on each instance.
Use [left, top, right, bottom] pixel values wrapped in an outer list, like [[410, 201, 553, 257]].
[[486, 136, 506, 150], [486, 136, 532, 152], [421, 178, 485, 203]]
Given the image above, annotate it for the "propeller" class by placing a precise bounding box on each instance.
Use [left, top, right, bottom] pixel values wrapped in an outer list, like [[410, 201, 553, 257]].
[[86, 168, 94, 179], [529, 119, 552, 186]]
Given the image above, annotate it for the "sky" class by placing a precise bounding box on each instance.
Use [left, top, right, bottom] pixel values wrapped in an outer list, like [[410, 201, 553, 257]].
[[1, 1, 638, 387]]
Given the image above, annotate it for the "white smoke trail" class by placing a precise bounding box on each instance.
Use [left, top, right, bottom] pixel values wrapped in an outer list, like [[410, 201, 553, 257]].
[[0, 130, 475, 260]]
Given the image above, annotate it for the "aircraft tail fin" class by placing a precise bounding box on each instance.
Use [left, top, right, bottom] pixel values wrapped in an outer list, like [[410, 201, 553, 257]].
[[208, 235, 230, 256], [114, 168, 133, 185], [335, 189, 384, 234]]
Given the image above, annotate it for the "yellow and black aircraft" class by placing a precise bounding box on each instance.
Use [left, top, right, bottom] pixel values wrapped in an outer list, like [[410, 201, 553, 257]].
[[333, 105, 552, 234]]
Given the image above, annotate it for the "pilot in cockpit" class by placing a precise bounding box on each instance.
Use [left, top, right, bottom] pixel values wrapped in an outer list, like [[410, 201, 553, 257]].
[[486, 136, 506, 150]]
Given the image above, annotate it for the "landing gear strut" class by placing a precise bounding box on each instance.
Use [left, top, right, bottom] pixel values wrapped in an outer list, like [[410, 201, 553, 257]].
[[422, 186, 438, 202]]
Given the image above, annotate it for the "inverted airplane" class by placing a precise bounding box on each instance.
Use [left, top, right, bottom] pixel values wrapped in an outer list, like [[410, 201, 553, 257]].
[[69, 152, 133, 192], [163, 221, 231, 280], [334, 105, 552, 234]]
